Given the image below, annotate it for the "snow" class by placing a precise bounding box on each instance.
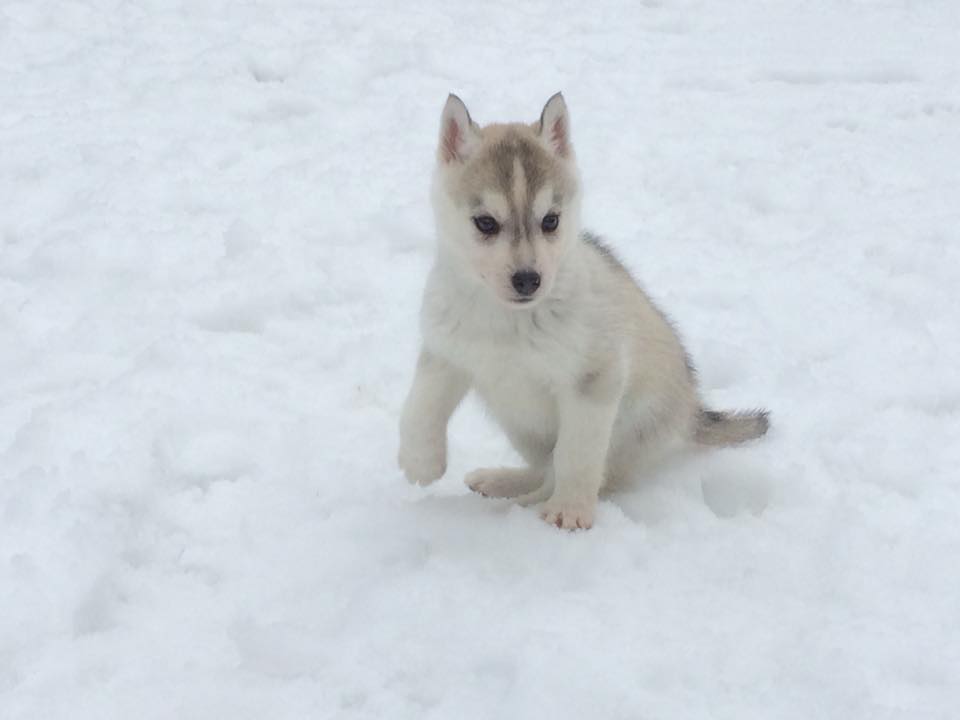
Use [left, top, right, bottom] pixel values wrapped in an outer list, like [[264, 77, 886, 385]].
[[2, 0, 959, 717]]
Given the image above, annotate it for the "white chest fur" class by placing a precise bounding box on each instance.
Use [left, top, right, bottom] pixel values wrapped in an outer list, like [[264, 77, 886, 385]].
[[420, 265, 586, 391], [419, 264, 597, 445]]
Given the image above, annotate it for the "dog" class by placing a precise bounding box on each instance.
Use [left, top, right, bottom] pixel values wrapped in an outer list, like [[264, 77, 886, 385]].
[[398, 93, 768, 529]]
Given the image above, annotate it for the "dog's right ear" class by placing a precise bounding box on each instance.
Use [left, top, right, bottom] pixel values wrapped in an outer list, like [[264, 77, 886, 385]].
[[538, 92, 570, 158], [438, 94, 479, 165]]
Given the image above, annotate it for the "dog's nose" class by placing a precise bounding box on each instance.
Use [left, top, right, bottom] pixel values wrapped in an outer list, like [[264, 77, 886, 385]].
[[511, 270, 541, 297]]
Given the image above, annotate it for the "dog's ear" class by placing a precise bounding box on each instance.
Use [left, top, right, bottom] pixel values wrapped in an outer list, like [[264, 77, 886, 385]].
[[538, 92, 571, 158], [438, 94, 479, 165]]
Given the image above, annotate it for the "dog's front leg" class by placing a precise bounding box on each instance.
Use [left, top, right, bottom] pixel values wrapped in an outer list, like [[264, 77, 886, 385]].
[[542, 368, 623, 530], [398, 349, 469, 486]]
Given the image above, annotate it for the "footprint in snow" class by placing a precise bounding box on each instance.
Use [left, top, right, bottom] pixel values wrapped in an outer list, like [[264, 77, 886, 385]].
[[153, 426, 255, 491], [700, 464, 771, 519]]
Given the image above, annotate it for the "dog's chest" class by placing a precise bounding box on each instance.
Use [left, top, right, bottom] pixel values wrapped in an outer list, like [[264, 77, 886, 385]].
[[422, 289, 589, 441], [425, 303, 579, 390], [441, 327, 562, 437]]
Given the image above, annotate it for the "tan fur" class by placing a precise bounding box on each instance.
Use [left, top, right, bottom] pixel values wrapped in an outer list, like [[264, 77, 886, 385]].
[[399, 93, 769, 530]]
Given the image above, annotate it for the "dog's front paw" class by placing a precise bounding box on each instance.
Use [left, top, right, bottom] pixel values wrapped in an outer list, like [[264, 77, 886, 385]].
[[541, 496, 596, 530], [398, 434, 446, 487]]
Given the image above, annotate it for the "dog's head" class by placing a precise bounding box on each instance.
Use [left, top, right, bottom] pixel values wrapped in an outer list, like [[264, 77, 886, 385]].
[[431, 93, 581, 308]]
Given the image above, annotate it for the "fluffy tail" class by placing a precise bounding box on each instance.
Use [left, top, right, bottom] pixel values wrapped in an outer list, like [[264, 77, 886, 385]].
[[694, 408, 770, 446]]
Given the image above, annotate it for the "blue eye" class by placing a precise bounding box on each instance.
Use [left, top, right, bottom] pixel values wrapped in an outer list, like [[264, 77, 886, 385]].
[[473, 215, 500, 235], [541, 213, 559, 232]]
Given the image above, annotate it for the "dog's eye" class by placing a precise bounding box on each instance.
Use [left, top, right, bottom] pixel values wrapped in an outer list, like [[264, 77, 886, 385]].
[[541, 213, 560, 233], [473, 215, 500, 235]]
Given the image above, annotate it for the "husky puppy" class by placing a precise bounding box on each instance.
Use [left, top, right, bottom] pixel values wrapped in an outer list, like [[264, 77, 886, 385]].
[[398, 93, 768, 529]]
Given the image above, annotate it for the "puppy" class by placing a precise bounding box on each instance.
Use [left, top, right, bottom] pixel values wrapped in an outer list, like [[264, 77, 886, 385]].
[[398, 93, 768, 529]]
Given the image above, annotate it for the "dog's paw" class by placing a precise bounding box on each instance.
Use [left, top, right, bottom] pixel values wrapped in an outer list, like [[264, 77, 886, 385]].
[[398, 437, 446, 486], [466, 467, 543, 498], [541, 497, 595, 530]]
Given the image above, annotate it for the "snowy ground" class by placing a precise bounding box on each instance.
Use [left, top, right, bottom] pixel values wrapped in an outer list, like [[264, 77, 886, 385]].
[[2, 0, 959, 717]]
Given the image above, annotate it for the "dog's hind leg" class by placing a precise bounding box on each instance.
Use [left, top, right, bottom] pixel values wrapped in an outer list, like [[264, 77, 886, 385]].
[[510, 465, 555, 506], [466, 467, 544, 498], [512, 480, 554, 506]]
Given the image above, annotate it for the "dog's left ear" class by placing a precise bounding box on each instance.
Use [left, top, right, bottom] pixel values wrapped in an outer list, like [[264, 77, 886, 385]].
[[438, 94, 480, 165], [538, 92, 571, 158]]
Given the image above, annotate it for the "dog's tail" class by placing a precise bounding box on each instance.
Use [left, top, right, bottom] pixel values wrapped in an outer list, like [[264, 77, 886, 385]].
[[694, 408, 770, 446]]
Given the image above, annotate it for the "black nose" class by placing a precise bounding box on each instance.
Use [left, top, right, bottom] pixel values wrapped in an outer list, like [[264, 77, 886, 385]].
[[511, 270, 541, 297]]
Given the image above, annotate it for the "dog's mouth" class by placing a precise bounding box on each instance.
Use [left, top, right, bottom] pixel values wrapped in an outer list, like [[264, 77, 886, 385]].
[[511, 297, 534, 304]]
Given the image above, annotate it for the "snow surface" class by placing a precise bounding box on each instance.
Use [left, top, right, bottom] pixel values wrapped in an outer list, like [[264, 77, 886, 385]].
[[2, 1, 960, 718]]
